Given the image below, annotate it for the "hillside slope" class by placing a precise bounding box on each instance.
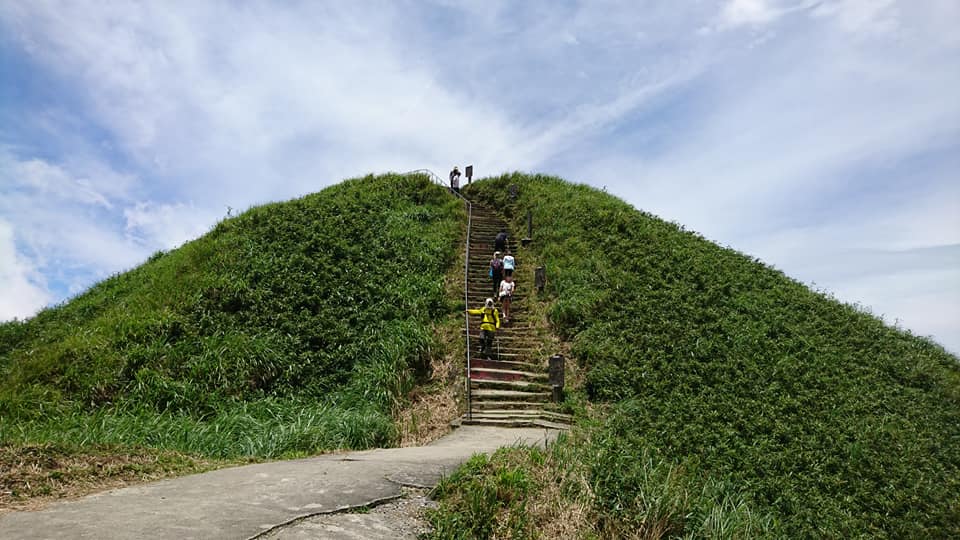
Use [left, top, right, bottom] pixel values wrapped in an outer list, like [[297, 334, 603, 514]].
[[430, 174, 960, 538], [0, 173, 464, 464]]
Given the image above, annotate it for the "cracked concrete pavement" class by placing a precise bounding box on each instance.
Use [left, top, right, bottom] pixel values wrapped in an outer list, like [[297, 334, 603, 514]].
[[0, 426, 559, 539]]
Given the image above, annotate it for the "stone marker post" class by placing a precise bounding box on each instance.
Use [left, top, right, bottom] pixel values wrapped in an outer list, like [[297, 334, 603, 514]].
[[549, 354, 565, 403], [535, 266, 546, 293]]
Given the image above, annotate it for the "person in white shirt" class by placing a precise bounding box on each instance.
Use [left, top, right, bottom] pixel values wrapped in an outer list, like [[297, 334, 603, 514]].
[[449, 166, 461, 193], [498, 274, 515, 322], [502, 250, 516, 277]]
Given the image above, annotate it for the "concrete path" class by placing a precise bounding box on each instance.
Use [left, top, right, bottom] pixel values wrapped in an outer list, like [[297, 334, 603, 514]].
[[0, 426, 559, 539]]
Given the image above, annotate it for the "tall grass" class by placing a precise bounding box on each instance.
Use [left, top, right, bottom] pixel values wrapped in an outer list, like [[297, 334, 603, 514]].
[[430, 174, 960, 538], [0, 173, 465, 458], [428, 427, 773, 539], [1, 400, 395, 459]]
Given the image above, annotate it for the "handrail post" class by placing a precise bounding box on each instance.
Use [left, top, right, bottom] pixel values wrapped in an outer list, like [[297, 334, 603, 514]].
[[464, 199, 472, 421]]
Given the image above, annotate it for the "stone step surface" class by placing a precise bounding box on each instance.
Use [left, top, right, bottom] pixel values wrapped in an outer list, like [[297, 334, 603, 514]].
[[470, 388, 551, 401], [460, 417, 571, 430], [470, 367, 548, 382], [470, 358, 542, 371], [471, 378, 550, 392], [471, 400, 561, 411], [468, 409, 573, 422]]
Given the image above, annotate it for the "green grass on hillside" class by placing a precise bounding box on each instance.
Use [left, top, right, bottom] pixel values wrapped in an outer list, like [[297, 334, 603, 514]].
[[0, 173, 465, 460], [429, 174, 960, 538]]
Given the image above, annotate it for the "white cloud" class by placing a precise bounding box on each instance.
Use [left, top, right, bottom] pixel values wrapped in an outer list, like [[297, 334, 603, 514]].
[[0, 2, 536, 206], [0, 151, 206, 318], [833, 268, 960, 354], [810, 0, 900, 37], [13, 158, 112, 208], [719, 0, 785, 28], [605, 7, 960, 241], [0, 219, 51, 320], [124, 201, 220, 249]]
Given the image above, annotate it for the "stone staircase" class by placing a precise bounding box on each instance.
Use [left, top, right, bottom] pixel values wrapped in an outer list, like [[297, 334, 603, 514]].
[[459, 204, 571, 430]]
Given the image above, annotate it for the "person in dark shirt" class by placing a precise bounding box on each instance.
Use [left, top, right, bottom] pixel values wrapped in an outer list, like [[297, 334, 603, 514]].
[[494, 229, 507, 252]]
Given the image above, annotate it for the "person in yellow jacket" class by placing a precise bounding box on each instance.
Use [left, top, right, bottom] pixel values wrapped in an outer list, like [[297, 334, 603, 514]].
[[466, 298, 500, 358]]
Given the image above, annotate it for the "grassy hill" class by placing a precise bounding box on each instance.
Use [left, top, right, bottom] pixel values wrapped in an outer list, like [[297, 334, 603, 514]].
[[0, 173, 464, 500], [3, 170, 957, 536], [429, 174, 960, 538]]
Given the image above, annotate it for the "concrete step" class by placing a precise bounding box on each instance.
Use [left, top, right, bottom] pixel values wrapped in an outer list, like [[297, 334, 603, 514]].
[[470, 348, 540, 356], [464, 293, 521, 300], [469, 244, 518, 250], [467, 349, 533, 356], [470, 356, 546, 364], [467, 409, 573, 422], [471, 400, 560, 411], [467, 354, 534, 364], [470, 367, 548, 382], [470, 358, 541, 371], [471, 378, 550, 392], [466, 352, 539, 361], [468, 331, 539, 338], [466, 341, 537, 347], [473, 350, 539, 358], [471, 388, 551, 401], [459, 417, 570, 430], [467, 270, 521, 276], [465, 321, 533, 330], [466, 255, 517, 261]]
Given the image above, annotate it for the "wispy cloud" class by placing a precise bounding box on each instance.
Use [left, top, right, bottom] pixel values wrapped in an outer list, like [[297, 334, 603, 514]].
[[719, 0, 789, 28], [0, 219, 50, 320]]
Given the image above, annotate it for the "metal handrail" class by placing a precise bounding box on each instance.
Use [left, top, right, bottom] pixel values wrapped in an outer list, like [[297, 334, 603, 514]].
[[403, 169, 473, 420], [403, 168, 470, 204]]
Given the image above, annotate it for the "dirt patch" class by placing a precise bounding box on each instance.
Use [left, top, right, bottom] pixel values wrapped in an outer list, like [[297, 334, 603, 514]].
[[397, 381, 458, 447]]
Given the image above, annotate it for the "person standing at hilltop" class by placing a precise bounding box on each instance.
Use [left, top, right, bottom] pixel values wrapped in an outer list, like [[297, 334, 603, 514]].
[[490, 251, 504, 297], [449, 166, 461, 193], [502, 249, 516, 278], [467, 298, 500, 358], [494, 228, 508, 252]]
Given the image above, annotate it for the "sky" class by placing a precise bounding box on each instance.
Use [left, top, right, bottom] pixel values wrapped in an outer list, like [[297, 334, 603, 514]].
[[1, 0, 958, 354]]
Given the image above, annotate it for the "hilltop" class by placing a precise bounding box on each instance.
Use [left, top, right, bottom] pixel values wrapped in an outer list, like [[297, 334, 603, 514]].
[[428, 174, 960, 538]]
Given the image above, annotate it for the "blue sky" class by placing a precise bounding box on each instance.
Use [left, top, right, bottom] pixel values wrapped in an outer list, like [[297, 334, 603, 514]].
[[1, 0, 958, 353]]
